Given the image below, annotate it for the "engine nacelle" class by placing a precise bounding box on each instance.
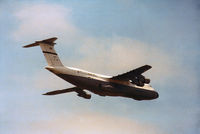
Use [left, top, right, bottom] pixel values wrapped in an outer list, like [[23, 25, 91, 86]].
[[77, 92, 91, 99], [144, 78, 150, 84], [131, 75, 149, 87], [138, 81, 144, 86], [138, 75, 145, 83], [131, 78, 144, 87]]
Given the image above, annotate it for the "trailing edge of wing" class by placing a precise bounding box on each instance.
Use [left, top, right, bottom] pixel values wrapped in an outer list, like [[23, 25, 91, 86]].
[[112, 65, 152, 81], [43, 87, 78, 95]]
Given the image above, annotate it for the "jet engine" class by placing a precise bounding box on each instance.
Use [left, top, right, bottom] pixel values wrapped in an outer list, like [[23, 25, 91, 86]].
[[131, 75, 150, 87], [77, 91, 91, 99], [131, 79, 144, 87], [144, 78, 150, 84]]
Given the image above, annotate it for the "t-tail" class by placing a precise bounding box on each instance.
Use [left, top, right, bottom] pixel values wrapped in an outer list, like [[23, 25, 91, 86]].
[[23, 37, 63, 67]]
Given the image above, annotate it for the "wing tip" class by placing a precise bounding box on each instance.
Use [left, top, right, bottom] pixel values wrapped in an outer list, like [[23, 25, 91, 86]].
[[42, 93, 52, 95], [145, 64, 152, 69]]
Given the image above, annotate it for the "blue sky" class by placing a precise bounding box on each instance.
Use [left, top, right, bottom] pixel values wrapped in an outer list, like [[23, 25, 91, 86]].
[[0, 0, 199, 134]]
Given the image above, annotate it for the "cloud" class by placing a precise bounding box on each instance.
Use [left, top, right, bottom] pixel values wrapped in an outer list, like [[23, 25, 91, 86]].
[[73, 36, 177, 82], [13, 3, 78, 41], [13, 3, 185, 90], [28, 112, 165, 134], [32, 70, 71, 90]]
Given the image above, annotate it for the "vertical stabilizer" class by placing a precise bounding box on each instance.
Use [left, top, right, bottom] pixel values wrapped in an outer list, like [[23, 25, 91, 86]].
[[23, 37, 63, 67]]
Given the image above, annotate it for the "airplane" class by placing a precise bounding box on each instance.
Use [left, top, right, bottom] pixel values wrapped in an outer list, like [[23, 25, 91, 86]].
[[23, 37, 159, 100]]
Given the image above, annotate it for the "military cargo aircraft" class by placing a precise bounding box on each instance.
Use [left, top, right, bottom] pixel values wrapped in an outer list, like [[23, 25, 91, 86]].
[[23, 37, 159, 100]]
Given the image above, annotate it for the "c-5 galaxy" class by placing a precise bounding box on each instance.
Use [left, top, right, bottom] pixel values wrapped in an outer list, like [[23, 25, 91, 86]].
[[23, 37, 159, 100]]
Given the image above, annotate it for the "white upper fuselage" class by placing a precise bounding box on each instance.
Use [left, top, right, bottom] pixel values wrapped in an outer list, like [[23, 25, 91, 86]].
[[46, 66, 153, 89]]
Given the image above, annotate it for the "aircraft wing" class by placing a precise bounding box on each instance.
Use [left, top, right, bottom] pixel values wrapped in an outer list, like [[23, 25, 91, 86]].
[[43, 87, 91, 99], [43, 87, 78, 95], [111, 65, 152, 81]]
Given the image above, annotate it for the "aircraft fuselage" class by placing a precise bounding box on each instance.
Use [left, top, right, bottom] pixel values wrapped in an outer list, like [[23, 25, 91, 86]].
[[46, 66, 158, 100]]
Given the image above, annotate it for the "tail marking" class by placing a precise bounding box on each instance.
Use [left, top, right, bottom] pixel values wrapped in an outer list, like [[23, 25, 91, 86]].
[[23, 37, 63, 67]]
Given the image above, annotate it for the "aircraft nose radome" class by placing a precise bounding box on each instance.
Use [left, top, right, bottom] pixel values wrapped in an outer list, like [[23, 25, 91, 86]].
[[154, 91, 159, 99]]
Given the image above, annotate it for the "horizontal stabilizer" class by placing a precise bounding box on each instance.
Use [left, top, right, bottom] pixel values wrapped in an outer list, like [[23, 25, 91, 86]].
[[23, 37, 57, 48]]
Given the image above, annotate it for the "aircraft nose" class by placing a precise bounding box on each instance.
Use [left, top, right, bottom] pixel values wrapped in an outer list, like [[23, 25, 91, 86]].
[[154, 91, 159, 99]]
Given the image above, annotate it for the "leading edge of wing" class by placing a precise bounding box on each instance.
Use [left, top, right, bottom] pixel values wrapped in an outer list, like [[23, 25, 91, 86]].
[[43, 87, 79, 95], [111, 65, 152, 81]]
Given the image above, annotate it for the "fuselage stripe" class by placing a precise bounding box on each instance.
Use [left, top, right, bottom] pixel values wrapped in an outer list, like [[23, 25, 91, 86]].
[[42, 51, 57, 55]]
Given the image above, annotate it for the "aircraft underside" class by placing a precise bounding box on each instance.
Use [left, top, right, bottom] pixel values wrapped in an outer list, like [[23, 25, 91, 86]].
[[56, 73, 158, 100]]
